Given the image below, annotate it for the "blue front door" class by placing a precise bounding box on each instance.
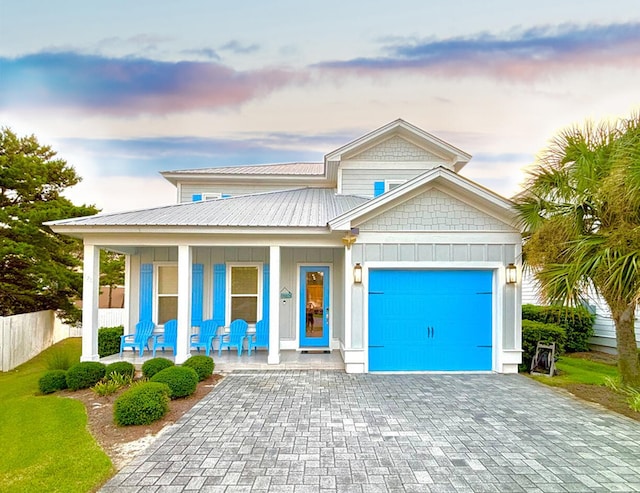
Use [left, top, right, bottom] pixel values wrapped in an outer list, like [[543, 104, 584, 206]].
[[300, 266, 330, 347], [368, 269, 493, 371]]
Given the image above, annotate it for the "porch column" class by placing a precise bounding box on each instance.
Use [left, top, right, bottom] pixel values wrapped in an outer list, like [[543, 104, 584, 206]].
[[268, 245, 281, 364], [175, 245, 192, 364], [343, 246, 352, 350], [122, 254, 131, 335], [81, 243, 100, 362]]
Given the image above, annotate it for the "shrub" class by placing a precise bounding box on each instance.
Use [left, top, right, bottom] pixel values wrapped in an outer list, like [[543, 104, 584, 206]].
[[141, 357, 174, 379], [98, 326, 124, 358], [182, 355, 214, 381], [105, 361, 136, 379], [45, 346, 76, 371], [92, 371, 133, 396], [150, 366, 198, 399], [113, 382, 170, 426], [39, 370, 68, 394], [521, 320, 567, 372], [66, 361, 107, 391], [522, 304, 595, 353]]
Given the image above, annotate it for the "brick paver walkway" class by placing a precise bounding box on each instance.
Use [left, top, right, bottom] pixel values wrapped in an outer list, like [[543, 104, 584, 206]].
[[101, 372, 640, 492]]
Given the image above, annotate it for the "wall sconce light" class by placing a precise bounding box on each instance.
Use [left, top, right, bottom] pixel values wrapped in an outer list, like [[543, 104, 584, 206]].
[[353, 263, 363, 284], [342, 232, 357, 250], [506, 263, 517, 284]]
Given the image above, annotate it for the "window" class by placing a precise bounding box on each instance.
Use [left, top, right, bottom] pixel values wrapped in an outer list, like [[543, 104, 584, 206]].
[[228, 264, 261, 323], [385, 180, 405, 192], [156, 265, 178, 324], [203, 192, 221, 201]]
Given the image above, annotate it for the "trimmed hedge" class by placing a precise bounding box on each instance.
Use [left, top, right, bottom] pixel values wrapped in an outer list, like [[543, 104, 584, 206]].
[[66, 362, 107, 391], [150, 366, 198, 399], [39, 370, 68, 394], [182, 355, 214, 381], [522, 304, 595, 353], [521, 320, 567, 372], [141, 357, 174, 379], [114, 382, 170, 426], [98, 326, 124, 357], [105, 361, 136, 379]]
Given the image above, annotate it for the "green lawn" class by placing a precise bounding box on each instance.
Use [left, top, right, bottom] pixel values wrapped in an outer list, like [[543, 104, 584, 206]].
[[530, 354, 619, 387], [0, 338, 113, 493]]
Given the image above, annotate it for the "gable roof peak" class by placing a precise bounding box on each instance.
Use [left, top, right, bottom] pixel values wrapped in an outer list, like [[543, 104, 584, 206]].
[[324, 119, 471, 172]]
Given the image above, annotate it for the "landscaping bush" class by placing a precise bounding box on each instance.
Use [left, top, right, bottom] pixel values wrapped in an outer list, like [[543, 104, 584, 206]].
[[45, 346, 77, 370], [141, 357, 174, 379], [38, 370, 68, 394], [182, 355, 214, 381], [113, 382, 170, 426], [92, 371, 133, 396], [65, 361, 107, 391], [98, 326, 124, 357], [150, 366, 198, 399], [521, 320, 567, 372], [105, 361, 136, 379], [522, 304, 595, 353]]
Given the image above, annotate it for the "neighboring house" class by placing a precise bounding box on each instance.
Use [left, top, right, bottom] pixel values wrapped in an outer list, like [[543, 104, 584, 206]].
[[522, 273, 640, 354], [47, 119, 522, 373]]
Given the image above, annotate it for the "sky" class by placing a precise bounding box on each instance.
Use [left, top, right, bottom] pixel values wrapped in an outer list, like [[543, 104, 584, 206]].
[[1, 1, 639, 213]]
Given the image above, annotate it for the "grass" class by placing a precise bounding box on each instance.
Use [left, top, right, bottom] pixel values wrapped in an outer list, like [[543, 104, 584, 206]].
[[0, 338, 113, 493], [534, 355, 620, 386]]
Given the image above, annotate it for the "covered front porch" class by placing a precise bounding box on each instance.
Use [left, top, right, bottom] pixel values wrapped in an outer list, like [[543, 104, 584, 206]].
[[102, 348, 345, 372]]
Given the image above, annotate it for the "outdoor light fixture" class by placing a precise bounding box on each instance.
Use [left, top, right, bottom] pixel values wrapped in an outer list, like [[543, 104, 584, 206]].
[[353, 263, 363, 284], [506, 263, 517, 284]]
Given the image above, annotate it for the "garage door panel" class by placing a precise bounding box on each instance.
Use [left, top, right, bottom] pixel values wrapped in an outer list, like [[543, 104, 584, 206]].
[[368, 269, 493, 372]]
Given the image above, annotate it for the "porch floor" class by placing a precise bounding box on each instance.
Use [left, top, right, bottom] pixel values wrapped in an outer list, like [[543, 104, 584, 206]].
[[101, 348, 345, 372]]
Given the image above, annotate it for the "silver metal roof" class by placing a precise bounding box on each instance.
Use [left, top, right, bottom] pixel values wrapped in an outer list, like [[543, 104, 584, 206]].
[[163, 162, 324, 176], [48, 188, 369, 228]]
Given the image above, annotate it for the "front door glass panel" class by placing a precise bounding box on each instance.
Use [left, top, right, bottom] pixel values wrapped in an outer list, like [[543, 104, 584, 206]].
[[299, 266, 330, 347]]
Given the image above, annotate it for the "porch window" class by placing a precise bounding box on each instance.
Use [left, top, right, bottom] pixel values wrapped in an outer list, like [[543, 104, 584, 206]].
[[229, 265, 261, 323], [385, 179, 405, 192], [157, 265, 178, 324]]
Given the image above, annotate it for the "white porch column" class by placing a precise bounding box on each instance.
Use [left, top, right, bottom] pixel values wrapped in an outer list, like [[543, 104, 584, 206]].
[[343, 246, 353, 350], [175, 245, 192, 364], [81, 244, 100, 361], [123, 254, 131, 335], [268, 245, 281, 364]]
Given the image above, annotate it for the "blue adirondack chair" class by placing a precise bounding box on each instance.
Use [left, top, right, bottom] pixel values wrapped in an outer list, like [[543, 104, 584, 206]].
[[247, 319, 269, 355], [218, 319, 248, 356], [120, 320, 156, 357], [190, 319, 223, 356], [152, 319, 177, 357]]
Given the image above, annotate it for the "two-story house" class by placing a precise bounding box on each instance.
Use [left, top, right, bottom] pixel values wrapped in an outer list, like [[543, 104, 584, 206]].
[[48, 119, 522, 373]]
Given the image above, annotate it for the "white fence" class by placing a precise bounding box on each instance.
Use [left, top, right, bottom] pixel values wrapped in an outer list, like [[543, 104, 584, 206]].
[[0, 309, 123, 372]]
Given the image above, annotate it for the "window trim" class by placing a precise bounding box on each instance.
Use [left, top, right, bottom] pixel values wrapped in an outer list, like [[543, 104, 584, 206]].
[[153, 262, 178, 325], [225, 262, 263, 325], [384, 179, 406, 192], [202, 192, 222, 201]]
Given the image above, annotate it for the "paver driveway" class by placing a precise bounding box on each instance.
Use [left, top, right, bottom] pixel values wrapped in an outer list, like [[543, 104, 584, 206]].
[[102, 371, 640, 493]]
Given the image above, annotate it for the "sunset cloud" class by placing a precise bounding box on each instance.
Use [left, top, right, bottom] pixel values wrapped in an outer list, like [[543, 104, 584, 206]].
[[0, 52, 302, 115], [316, 23, 640, 80]]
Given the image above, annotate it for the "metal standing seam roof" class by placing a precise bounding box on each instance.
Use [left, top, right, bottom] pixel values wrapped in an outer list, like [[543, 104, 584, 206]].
[[47, 188, 370, 228], [162, 162, 325, 176]]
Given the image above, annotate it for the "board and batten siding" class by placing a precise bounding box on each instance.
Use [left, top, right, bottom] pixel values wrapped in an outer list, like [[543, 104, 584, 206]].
[[128, 246, 346, 347]]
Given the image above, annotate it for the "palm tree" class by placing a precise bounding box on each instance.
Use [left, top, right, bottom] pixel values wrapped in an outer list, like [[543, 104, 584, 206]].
[[515, 113, 640, 387]]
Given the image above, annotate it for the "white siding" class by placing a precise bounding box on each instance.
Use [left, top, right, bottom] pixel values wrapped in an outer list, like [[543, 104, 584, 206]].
[[341, 168, 429, 197], [180, 182, 302, 203], [350, 135, 440, 161]]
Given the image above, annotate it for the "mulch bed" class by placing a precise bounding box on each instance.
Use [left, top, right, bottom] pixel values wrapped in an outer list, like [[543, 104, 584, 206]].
[[64, 373, 223, 470]]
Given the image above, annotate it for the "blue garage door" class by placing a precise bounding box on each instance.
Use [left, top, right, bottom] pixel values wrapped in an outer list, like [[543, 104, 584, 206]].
[[368, 270, 493, 371]]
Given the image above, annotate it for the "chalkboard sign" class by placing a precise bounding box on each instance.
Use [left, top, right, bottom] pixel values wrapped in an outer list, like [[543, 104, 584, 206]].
[[530, 342, 556, 376]]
